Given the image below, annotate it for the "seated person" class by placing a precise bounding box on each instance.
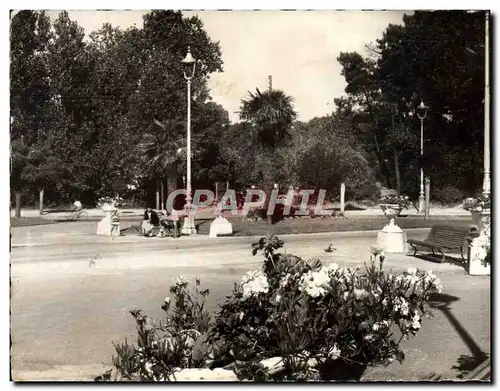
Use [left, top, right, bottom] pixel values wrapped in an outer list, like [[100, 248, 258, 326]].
[[142, 207, 164, 237], [160, 210, 180, 237]]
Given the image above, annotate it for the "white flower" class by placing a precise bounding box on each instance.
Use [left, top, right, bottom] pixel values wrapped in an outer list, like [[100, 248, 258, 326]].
[[304, 285, 327, 298], [176, 276, 188, 285], [423, 270, 443, 293], [299, 267, 332, 298], [353, 288, 368, 300], [382, 297, 389, 307], [164, 296, 171, 304], [411, 313, 421, 330], [393, 297, 409, 315], [279, 274, 291, 289], [325, 263, 339, 273], [403, 268, 419, 284], [240, 270, 269, 299], [144, 362, 153, 375], [343, 291, 350, 301], [400, 302, 409, 315], [239, 312, 244, 321], [328, 343, 341, 360], [275, 294, 282, 303], [364, 333, 375, 342], [372, 323, 380, 331]]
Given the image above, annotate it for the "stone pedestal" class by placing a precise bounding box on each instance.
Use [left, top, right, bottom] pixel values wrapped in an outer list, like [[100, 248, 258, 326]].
[[377, 223, 407, 253], [96, 203, 119, 236], [467, 209, 490, 276], [378, 203, 407, 253], [468, 235, 490, 276], [209, 216, 233, 238]]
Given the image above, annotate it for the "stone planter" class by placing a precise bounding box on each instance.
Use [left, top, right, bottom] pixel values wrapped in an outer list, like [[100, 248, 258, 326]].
[[377, 204, 407, 253], [468, 209, 491, 276], [470, 209, 491, 237], [97, 202, 119, 236], [380, 203, 403, 228]]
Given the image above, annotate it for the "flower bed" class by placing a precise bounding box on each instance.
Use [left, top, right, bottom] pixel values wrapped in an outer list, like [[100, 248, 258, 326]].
[[379, 194, 412, 209], [244, 206, 343, 223], [99, 235, 442, 382], [461, 193, 491, 212]]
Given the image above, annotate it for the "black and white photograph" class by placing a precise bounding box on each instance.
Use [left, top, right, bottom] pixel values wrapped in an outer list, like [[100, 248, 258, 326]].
[[8, 8, 492, 382]]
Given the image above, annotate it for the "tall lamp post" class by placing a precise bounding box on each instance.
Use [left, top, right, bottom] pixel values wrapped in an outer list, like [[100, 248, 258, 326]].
[[181, 46, 197, 235], [483, 11, 490, 196], [416, 99, 428, 214]]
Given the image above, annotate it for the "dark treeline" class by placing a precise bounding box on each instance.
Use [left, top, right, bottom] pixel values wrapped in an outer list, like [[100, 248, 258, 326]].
[[10, 10, 487, 214]]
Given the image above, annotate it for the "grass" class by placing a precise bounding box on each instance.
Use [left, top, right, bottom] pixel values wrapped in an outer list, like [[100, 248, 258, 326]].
[[10, 217, 58, 227], [120, 215, 472, 237]]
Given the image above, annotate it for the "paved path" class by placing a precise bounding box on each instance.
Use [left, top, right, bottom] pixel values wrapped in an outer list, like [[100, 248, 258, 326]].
[[10, 223, 490, 381]]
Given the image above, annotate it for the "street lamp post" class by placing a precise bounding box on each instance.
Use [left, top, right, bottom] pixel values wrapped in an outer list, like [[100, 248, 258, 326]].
[[416, 99, 428, 214], [483, 11, 490, 196], [181, 46, 197, 235]]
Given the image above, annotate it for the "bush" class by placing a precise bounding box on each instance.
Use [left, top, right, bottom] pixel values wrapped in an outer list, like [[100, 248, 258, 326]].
[[105, 277, 212, 381], [432, 185, 466, 205], [208, 236, 442, 381], [101, 236, 442, 382]]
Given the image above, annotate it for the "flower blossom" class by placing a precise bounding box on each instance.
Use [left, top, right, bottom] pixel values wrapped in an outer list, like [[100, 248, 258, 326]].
[[279, 273, 292, 289], [299, 267, 331, 298], [423, 270, 443, 293], [372, 320, 391, 331], [328, 343, 341, 360], [364, 333, 375, 342], [353, 288, 368, 300], [393, 297, 409, 315], [411, 312, 421, 330], [240, 270, 269, 299], [403, 268, 419, 285]]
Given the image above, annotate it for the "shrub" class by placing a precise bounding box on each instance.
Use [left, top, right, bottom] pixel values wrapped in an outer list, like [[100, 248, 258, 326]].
[[106, 277, 212, 381], [208, 236, 442, 381], [379, 194, 412, 209], [101, 236, 442, 382], [433, 185, 466, 205]]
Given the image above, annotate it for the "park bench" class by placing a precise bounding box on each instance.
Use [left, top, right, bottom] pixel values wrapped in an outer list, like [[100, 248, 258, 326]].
[[407, 224, 474, 263]]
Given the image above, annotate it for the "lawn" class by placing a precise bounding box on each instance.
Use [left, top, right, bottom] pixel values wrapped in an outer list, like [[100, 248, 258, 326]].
[[10, 217, 58, 227], [120, 215, 472, 237]]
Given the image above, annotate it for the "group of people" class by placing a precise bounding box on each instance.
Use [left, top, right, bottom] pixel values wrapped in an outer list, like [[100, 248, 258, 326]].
[[141, 207, 180, 237]]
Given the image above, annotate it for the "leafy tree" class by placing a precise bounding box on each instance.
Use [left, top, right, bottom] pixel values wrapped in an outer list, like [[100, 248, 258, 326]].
[[10, 10, 53, 215], [337, 10, 487, 199], [239, 88, 298, 223]]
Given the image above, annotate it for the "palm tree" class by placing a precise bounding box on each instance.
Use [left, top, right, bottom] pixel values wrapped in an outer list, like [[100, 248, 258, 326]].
[[240, 88, 297, 152], [239, 88, 298, 223]]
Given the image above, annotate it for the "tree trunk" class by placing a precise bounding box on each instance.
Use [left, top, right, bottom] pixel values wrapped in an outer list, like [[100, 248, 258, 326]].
[[215, 182, 219, 205], [166, 165, 178, 209], [160, 180, 165, 211], [394, 150, 401, 195], [156, 181, 160, 210], [340, 182, 346, 214], [15, 191, 21, 218], [39, 188, 44, 216]]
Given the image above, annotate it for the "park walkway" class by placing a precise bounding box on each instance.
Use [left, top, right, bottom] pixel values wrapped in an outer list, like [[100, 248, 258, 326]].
[[10, 220, 490, 382]]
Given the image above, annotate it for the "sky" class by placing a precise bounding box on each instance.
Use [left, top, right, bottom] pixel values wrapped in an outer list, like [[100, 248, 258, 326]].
[[46, 10, 409, 122]]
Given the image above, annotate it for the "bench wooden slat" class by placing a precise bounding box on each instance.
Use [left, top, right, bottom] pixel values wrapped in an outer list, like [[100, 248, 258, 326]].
[[407, 224, 473, 262]]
